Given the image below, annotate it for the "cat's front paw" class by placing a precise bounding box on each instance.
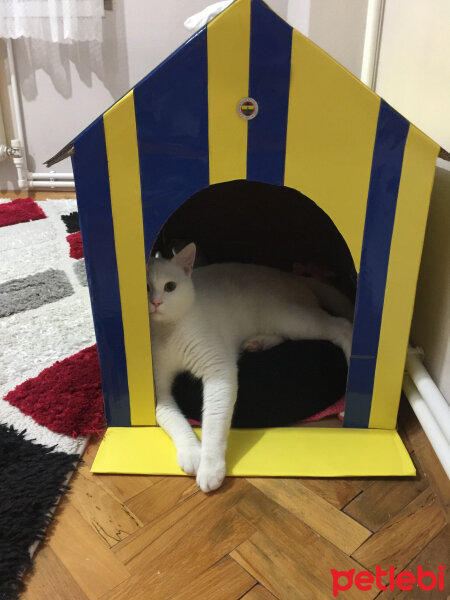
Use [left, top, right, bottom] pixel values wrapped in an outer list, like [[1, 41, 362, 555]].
[[177, 444, 201, 475], [196, 457, 226, 493]]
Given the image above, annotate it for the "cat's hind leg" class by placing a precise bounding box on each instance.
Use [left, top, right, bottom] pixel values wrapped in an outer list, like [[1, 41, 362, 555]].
[[241, 334, 285, 352], [275, 306, 353, 363]]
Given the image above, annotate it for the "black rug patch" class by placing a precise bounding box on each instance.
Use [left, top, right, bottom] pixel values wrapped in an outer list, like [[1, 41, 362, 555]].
[[173, 340, 348, 428], [0, 425, 78, 600], [61, 212, 79, 234]]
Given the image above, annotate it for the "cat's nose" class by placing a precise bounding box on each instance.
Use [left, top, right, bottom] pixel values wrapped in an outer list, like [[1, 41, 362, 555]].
[[152, 300, 163, 309]]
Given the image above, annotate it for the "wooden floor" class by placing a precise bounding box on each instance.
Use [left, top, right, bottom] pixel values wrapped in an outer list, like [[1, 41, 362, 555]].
[[23, 401, 449, 600]]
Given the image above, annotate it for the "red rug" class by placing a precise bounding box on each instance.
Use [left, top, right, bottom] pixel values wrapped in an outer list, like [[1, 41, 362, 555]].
[[5, 345, 104, 438], [66, 230, 84, 259], [0, 197, 46, 227], [0, 197, 99, 600]]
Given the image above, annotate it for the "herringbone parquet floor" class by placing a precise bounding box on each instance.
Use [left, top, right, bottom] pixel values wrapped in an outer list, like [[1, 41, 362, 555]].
[[23, 400, 449, 600]]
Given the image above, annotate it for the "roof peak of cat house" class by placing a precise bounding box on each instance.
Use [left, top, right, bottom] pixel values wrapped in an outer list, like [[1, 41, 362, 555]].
[[45, 0, 448, 168]]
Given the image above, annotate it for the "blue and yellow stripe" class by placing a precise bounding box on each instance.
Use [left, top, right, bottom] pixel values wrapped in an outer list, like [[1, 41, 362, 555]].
[[103, 92, 155, 426], [73, 0, 439, 432], [207, 0, 250, 183], [73, 118, 131, 427], [369, 126, 438, 428], [247, 0, 292, 184], [135, 27, 210, 256], [344, 101, 410, 427]]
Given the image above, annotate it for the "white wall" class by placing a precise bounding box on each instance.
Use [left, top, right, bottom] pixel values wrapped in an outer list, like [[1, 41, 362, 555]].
[[374, 0, 450, 399], [375, 0, 450, 167], [286, 0, 369, 77], [287, 0, 310, 36], [411, 168, 450, 398], [0, 41, 18, 187], [308, 0, 368, 78], [2, 0, 228, 183]]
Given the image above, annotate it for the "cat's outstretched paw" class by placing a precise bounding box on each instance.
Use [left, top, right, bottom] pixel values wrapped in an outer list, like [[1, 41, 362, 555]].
[[196, 457, 226, 493], [177, 444, 201, 475]]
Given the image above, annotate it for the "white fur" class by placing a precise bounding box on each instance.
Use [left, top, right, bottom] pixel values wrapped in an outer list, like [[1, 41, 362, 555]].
[[147, 244, 353, 493]]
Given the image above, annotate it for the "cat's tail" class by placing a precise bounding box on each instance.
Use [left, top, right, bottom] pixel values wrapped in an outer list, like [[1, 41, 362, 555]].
[[306, 278, 355, 322]]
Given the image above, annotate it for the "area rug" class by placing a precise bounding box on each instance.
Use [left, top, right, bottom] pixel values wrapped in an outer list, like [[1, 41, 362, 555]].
[[0, 197, 104, 600], [0, 197, 346, 598]]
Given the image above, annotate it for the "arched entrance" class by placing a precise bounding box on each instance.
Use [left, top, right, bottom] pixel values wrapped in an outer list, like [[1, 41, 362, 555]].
[[151, 180, 356, 427], [153, 180, 356, 300]]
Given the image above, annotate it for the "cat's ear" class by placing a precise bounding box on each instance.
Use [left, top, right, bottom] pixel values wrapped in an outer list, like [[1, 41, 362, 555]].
[[172, 242, 196, 276]]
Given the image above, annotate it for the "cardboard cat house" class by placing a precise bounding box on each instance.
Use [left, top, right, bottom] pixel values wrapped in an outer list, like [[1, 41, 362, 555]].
[[48, 0, 445, 478]]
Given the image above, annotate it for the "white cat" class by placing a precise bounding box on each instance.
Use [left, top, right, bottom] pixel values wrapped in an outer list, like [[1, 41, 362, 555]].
[[147, 243, 353, 493]]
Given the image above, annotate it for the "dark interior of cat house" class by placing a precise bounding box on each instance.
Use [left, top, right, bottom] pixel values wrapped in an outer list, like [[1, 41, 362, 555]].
[[152, 180, 357, 429]]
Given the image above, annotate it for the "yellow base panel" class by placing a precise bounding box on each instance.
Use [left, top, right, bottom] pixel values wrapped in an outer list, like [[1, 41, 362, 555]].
[[91, 426, 415, 477]]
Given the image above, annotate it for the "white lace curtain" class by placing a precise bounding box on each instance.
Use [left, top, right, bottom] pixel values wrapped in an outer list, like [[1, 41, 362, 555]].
[[0, 0, 104, 43]]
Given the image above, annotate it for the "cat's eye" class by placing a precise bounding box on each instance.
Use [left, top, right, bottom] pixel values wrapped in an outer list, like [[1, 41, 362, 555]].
[[164, 281, 177, 292], [146, 283, 150, 292]]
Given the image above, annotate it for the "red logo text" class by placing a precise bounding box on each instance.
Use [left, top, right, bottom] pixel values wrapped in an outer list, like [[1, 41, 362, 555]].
[[331, 565, 446, 596]]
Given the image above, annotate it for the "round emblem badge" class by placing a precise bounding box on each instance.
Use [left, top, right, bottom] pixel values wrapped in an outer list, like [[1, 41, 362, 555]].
[[238, 97, 259, 120]]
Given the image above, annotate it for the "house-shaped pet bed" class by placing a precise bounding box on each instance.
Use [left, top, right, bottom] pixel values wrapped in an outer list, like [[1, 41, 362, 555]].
[[48, 0, 444, 477]]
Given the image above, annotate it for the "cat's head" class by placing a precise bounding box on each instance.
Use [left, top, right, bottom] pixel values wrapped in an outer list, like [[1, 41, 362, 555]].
[[147, 242, 196, 323]]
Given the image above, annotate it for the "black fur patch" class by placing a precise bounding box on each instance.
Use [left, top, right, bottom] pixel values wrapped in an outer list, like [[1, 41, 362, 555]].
[[173, 340, 347, 428], [0, 425, 78, 600], [61, 212, 79, 234]]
